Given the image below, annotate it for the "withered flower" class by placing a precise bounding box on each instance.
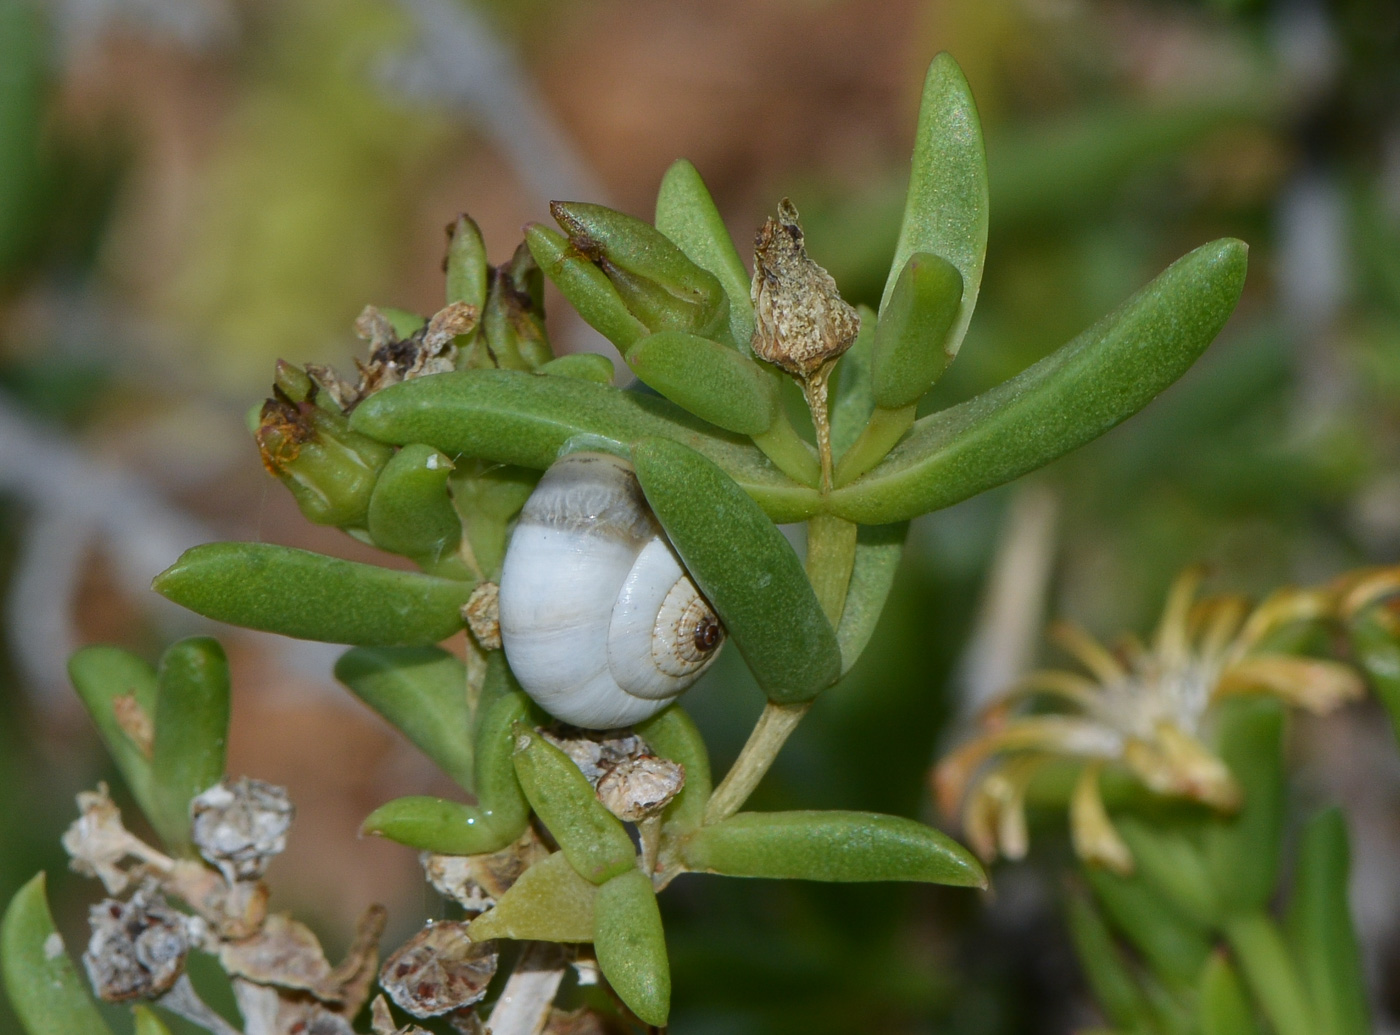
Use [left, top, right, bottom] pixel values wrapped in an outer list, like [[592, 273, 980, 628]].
[[935, 567, 1367, 874], [83, 889, 191, 1002], [191, 777, 294, 884], [379, 921, 498, 1018]]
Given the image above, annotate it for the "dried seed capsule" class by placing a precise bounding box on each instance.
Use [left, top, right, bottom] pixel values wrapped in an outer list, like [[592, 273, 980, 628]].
[[83, 889, 190, 1002], [190, 777, 294, 883], [378, 922, 497, 1018]]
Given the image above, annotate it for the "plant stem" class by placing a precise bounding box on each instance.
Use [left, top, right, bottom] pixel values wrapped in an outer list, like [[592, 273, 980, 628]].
[[703, 700, 811, 824], [833, 403, 915, 487], [801, 365, 836, 492], [751, 413, 821, 487], [806, 514, 858, 626], [1223, 911, 1317, 1035]]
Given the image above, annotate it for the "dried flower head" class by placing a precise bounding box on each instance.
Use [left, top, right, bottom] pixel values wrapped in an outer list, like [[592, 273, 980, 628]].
[[541, 727, 685, 822], [750, 199, 860, 380], [307, 302, 475, 412], [935, 567, 1367, 874], [191, 777, 294, 883], [83, 889, 191, 1002], [63, 785, 162, 894], [423, 828, 548, 914], [379, 921, 498, 1018]]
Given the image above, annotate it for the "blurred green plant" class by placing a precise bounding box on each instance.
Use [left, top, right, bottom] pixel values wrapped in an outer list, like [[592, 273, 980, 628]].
[[1, 50, 1275, 1034]]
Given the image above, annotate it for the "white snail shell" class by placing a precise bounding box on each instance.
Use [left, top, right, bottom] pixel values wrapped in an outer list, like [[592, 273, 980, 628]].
[[497, 451, 725, 729]]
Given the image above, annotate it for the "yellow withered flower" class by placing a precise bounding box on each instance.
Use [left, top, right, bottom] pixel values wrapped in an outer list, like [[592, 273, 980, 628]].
[[934, 567, 1369, 876]]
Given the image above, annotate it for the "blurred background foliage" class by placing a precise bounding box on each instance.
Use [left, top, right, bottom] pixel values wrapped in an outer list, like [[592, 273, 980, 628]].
[[1, 0, 1399, 1032]]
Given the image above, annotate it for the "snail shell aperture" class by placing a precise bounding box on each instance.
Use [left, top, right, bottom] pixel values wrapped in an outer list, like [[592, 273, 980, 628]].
[[497, 451, 725, 729]]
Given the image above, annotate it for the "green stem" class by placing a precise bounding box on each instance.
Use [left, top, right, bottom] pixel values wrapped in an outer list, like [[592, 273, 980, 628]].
[[1224, 912, 1317, 1035], [751, 415, 820, 488], [703, 700, 811, 825], [806, 514, 858, 626], [833, 403, 915, 487]]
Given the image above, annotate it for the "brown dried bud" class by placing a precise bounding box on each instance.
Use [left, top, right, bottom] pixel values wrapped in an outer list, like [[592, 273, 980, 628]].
[[191, 778, 294, 883], [379, 922, 498, 1018], [595, 755, 685, 823], [422, 828, 548, 914], [83, 889, 190, 1002], [750, 199, 860, 380], [540, 728, 685, 822], [463, 582, 501, 651]]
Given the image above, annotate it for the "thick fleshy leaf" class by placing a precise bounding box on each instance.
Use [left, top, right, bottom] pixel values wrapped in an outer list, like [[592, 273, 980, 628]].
[[680, 810, 985, 886], [550, 201, 729, 342], [349, 369, 822, 523], [526, 223, 648, 353], [1348, 611, 1400, 747], [131, 1007, 173, 1035], [654, 159, 755, 351], [829, 307, 877, 459], [363, 688, 531, 853], [445, 214, 489, 310], [871, 252, 963, 409], [154, 543, 473, 646], [335, 646, 473, 791], [1285, 809, 1371, 1035], [538, 353, 616, 384], [593, 869, 670, 1028], [1200, 953, 1261, 1035], [1086, 866, 1212, 987], [828, 239, 1248, 524], [513, 727, 636, 885], [628, 331, 777, 436], [635, 706, 711, 834], [468, 852, 597, 943], [1, 874, 115, 1035], [835, 523, 907, 672], [1065, 889, 1151, 1031], [1223, 912, 1316, 1035], [68, 646, 157, 818], [151, 638, 230, 851], [1204, 698, 1284, 914], [631, 437, 840, 702], [366, 444, 465, 575], [881, 52, 988, 370], [1115, 818, 1218, 928]]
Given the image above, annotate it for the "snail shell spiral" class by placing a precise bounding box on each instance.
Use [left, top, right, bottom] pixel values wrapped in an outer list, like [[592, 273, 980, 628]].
[[497, 451, 724, 729]]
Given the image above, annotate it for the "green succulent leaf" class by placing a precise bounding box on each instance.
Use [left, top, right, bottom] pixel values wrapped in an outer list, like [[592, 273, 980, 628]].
[[551, 201, 729, 342], [538, 353, 616, 384], [835, 523, 908, 672], [1199, 953, 1261, 1035], [450, 460, 538, 581], [882, 52, 989, 370], [366, 444, 465, 576], [679, 810, 986, 886], [525, 223, 648, 353], [350, 369, 822, 523], [131, 1007, 174, 1035], [360, 795, 502, 854], [829, 307, 877, 459], [335, 646, 473, 792], [151, 637, 230, 852], [1086, 865, 1213, 988], [871, 252, 963, 409], [1223, 912, 1316, 1035], [1065, 888, 1152, 1031], [68, 646, 157, 820], [512, 726, 637, 885], [828, 238, 1248, 524], [154, 543, 473, 646], [1, 874, 116, 1035], [468, 852, 597, 943], [654, 159, 755, 351], [634, 706, 711, 834], [1347, 610, 1400, 747], [1115, 817, 1219, 929], [1285, 808, 1370, 1035], [631, 437, 840, 702], [445, 213, 489, 311], [628, 330, 778, 436], [481, 241, 552, 371], [1204, 698, 1284, 915], [593, 868, 670, 1028]]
